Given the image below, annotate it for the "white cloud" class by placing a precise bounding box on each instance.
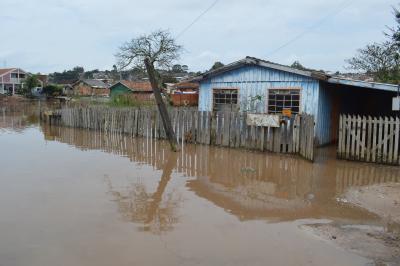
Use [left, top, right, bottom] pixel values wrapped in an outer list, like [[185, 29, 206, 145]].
[[0, 0, 398, 73]]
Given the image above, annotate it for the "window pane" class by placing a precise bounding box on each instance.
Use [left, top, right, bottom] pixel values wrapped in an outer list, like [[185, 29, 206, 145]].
[[268, 89, 301, 114]]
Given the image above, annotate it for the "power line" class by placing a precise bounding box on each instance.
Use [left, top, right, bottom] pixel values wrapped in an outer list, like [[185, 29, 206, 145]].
[[176, 0, 220, 39], [267, 0, 355, 57]]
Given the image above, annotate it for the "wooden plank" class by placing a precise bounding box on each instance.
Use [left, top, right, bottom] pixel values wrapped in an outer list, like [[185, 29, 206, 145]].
[[345, 115, 351, 159], [366, 116, 372, 162], [222, 112, 230, 147], [229, 112, 237, 148], [388, 117, 394, 164], [355, 116, 361, 160], [383, 117, 389, 163], [377, 117, 384, 163], [338, 115, 343, 158], [350, 116, 356, 159], [371, 117, 377, 162], [393, 117, 400, 164], [260, 127, 265, 151], [381, 116, 389, 163], [360, 116, 367, 161]]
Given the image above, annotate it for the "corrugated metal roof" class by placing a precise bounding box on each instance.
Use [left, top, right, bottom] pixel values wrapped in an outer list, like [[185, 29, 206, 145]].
[[191, 56, 398, 93], [81, 79, 109, 89], [327, 77, 398, 92], [189, 56, 329, 82]]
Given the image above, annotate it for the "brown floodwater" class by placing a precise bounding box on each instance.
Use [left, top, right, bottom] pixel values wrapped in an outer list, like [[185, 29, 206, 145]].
[[1, 102, 399, 266]]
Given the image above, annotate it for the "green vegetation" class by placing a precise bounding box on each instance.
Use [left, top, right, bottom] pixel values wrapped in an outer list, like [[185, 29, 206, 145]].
[[291, 61, 309, 71], [109, 95, 155, 107], [43, 84, 63, 96], [346, 6, 400, 83], [210, 61, 224, 71], [49, 66, 84, 83], [22, 75, 40, 95]]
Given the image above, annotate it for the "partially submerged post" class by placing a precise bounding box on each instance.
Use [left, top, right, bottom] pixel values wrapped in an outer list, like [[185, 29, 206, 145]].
[[144, 58, 178, 151]]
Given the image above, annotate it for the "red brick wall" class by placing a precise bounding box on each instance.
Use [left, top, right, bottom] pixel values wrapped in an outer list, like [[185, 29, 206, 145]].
[[128, 92, 154, 101], [171, 94, 198, 106]]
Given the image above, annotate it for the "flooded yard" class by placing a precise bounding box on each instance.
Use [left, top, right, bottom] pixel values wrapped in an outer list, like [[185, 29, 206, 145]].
[[0, 102, 399, 266]]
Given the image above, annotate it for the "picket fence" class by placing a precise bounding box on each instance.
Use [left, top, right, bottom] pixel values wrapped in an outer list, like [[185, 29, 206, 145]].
[[338, 114, 400, 165], [45, 106, 315, 161]]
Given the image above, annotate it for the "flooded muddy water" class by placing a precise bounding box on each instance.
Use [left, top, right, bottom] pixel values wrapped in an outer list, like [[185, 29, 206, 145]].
[[1, 103, 399, 266]]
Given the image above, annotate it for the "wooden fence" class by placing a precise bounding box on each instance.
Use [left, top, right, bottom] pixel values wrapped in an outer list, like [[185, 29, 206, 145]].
[[338, 114, 400, 165], [46, 106, 315, 161]]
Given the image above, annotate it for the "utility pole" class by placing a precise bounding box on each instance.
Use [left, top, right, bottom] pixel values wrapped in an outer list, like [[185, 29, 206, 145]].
[[144, 58, 179, 152]]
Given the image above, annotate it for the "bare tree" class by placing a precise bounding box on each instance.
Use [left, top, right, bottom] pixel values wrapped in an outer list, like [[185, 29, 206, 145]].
[[116, 29, 182, 151], [346, 41, 400, 82], [116, 29, 182, 71]]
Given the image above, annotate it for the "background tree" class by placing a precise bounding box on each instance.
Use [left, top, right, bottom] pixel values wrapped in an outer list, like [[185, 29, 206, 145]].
[[116, 29, 182, 72], [172, 64, 183, 73], [346, 42, 400, 82], [42, 84, 63, 97], [22, 75, 40, 95], [116, 29, 182, 151], [346, 6, 400, 83], [290, 61, 308, 71], [210, 61, 224, 71], [49, 66, 84, 83], [387, 7, 400, 48]]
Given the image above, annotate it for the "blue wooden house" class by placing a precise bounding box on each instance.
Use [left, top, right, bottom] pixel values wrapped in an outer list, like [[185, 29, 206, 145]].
[[193, 57, 398, 146]]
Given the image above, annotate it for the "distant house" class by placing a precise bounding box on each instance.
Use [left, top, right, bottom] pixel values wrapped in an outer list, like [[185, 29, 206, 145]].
[[0, 68, 28, 95], [55, 79, 77, 96], [170, 82, 199, 106], [109, 81, 153, 101], [193, 56, 399, 146], [36, 74, 48, 87], [173, 82, 199, 93], [72, 79, 109, 96]]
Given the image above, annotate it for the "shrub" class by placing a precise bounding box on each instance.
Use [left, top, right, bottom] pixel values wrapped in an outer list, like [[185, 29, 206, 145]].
[[43, 85, 63, 97], [109, 94, 154, 107]]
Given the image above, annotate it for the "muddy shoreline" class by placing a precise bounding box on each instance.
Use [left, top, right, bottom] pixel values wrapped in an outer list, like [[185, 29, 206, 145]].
[[303, 183, 400, 265]]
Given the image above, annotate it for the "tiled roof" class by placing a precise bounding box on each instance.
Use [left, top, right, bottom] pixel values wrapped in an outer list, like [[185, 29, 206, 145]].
[[0, 68, 15, 76], [119, 81, 153, 92]]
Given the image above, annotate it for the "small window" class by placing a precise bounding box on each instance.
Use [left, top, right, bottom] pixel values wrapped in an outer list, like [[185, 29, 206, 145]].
[[213, 89, 238, 112], [268, 89, 301, 114]]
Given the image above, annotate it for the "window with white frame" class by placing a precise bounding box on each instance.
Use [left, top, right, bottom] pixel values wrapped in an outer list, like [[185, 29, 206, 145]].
[[213, 88, 239, 112], [268, 88, 301, 114]]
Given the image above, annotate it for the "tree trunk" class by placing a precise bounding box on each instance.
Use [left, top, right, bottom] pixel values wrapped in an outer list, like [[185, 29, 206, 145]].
[[144, 58, 179, 152]]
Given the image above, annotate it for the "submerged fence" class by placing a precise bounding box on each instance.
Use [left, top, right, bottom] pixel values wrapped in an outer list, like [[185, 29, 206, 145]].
[[338, 114, 400, 165], [44, 106, 315, 160]]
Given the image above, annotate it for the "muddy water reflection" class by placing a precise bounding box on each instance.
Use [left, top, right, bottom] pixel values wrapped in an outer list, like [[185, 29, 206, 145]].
[[42, 124, 400, 227], [0, 102, 41, 132], [3, 107, 400, 266], [106, 153, 181, 234]]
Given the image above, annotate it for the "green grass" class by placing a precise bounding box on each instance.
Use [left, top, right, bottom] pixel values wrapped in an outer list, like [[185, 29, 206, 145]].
[[108, 95, 155, 107]]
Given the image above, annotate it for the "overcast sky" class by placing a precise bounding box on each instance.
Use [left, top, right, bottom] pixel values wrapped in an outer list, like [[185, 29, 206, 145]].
[[1, 0, 397, 74]]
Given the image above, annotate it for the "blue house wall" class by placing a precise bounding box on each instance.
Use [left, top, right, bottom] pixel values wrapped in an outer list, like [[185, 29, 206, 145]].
[[198, 65, 331, 145]]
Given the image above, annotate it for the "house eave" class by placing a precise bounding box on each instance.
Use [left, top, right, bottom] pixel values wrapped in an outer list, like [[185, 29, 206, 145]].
[[187, 56, 329, 83], [327, 77, 399, 92]]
